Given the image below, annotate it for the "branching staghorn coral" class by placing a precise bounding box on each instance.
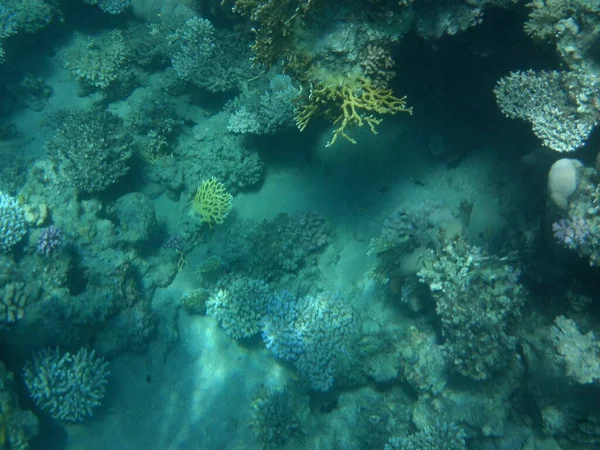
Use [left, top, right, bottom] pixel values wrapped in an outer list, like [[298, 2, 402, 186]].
[[296, 72, 413, 146], [496, 0, 600, 152], [418, 237, 525, 380], [227, 74, 302, 135], [261, 291, 356, 391], [0, 192, 27, 253], [250, 387, 307, 449], [385, 421, 466, 450], [169, 16, 256, 92], [524, 0, 600, 44], [494, 70, 599, 153], [206, 277, 270, 339], [551, 315, 600, 385], [46, 109, 133, 192], [23, 348, 109, 422], [63, 30, 128, 91], [82, 0, 131, 15]]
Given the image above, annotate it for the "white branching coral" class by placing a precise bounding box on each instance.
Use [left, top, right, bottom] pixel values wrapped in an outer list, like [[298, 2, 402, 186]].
[[494, 70, 598, 153], [63, 30, 127, 90], [551, 316, 600, 385]]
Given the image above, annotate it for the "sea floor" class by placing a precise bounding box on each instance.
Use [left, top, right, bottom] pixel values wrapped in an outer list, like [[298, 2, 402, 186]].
[[56, 131, 508, 450], [5, 55, 518, 450]]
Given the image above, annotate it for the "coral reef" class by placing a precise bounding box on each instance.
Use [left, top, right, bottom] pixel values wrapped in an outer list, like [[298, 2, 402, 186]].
[[0, 281, 28, 328], [0, 361, 38, 450], [385, 421, 466, 450], [494, 70, 597, 152], [180, 288, 210, 315], [296, 73, 413, 146], [206, 277, 270, 339], [112, 192, 157, 246], [357, 318, 446, 390], [249, 387, 307, 449], [413, 0, 483, 40], [418, 238, 525, 380], [63, 30, 129, 92], [46, 109, 133, 193], [0, 0, 56, 37], [23, 348, 109, 422], [551, 315, 600, 385], [227, 74, 301, 135], [525, 0, 600, 66], [225, 0, 318, 68], [220, 211, 331, 284], [169, 16, 255, 93], [35, 225, 62, 256], [495, 0, 600, 152], [552, 216, 590, 250], [83, 0, 131, 15], [190, 126, 265, 195], [169, 16, 215, 84], [0, 192, 26, 253], [549, 160, 600, 265], [368, 200, 461, 286], [262, 291, 356, 391], [191, 177, 233, 227], [126, 91, 182, 161], [358, 45, 395, 89], [3, 0, 600, 448]]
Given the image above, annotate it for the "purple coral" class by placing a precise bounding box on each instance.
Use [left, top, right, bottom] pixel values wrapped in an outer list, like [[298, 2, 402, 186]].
[[552, 217, 590, 250], [261, 291, 355, 391], [261, 291, 304, 362], [37, 225, 62, 256]]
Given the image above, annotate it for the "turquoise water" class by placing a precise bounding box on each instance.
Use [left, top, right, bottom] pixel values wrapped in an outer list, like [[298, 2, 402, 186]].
[[1, 1, 599, 449]]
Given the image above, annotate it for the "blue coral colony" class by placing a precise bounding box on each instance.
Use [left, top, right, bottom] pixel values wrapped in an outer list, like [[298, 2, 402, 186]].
[[0, 0, 599, 449]]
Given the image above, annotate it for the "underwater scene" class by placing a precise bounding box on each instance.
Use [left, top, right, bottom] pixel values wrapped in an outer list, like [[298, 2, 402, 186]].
[[0, 0, 600, 449]]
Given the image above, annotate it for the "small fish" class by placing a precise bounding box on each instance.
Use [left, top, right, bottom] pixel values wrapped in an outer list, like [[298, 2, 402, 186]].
[[410, 177, 425, 187]]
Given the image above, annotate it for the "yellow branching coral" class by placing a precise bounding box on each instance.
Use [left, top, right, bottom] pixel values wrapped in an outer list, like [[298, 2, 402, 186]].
[[296, 75, 413, 147], [192, 177, 233, 227]]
